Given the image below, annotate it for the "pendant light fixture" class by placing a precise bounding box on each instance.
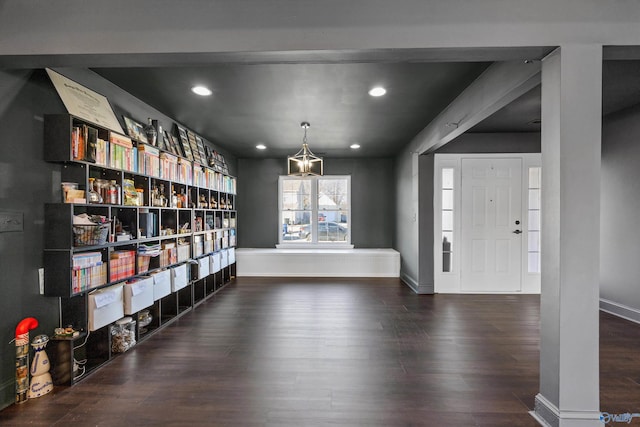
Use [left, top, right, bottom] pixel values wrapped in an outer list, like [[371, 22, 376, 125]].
[[287, 122, 323, 176]]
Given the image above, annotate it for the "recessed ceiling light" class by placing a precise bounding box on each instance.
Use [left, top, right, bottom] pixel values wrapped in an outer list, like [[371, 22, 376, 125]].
[[350, 144, 361, 149], [368, 87, 386, 97], [256, 144, 267, 150], [191, 85, 212, 96]]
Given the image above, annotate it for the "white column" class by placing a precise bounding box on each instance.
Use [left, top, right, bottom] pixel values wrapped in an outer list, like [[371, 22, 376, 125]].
[[532, 45, 602, 427]]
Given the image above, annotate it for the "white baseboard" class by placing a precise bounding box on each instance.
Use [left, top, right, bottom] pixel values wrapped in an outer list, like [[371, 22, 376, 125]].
[[600, 298, 640, 324]]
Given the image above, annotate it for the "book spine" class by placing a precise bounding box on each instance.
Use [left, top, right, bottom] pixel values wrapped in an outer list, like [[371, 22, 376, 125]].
[[72, 127, 80, 160]]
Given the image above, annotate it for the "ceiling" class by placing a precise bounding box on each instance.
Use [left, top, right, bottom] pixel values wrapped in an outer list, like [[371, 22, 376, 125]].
[[94, 62, 490, 158], [469, 59, 640, 133], [92, 50, 640, 159]]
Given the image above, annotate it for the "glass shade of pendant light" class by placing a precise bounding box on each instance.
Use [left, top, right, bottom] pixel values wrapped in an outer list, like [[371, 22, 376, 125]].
[[287, 122, 323, 176]]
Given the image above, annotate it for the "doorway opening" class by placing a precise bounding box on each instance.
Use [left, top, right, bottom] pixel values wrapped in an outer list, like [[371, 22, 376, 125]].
[[434, 153, 541, 293]]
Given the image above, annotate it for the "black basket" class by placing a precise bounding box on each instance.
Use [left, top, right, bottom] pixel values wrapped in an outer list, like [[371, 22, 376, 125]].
[[73, 224, 110, 246]]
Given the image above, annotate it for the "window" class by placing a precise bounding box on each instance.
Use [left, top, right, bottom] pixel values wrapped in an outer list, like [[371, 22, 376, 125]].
[[279, 176, 351, 246], [527, 167, 541, 273], [441, 168, 454, 272]]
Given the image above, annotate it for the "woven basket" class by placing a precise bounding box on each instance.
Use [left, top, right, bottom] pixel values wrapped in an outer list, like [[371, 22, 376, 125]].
[[73, 224, 110, 246]]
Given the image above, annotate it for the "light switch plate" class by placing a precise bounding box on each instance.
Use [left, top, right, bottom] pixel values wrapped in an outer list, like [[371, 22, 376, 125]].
[[39, 268, 45, 295]]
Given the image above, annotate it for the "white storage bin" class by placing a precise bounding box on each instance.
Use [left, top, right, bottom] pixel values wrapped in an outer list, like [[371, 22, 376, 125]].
[[123, 276, 154, 315], [210, 252, 221, 274], [150, 269, 171, 301], [88, 283, 124, 331], [193, 256, 210, 280], [171, 263, 188, 292], [220, 249, 229, 269], [228, 247, 235, 264]]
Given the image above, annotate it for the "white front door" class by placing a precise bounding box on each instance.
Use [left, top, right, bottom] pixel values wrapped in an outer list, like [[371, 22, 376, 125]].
[[460, 158, 522, 292]]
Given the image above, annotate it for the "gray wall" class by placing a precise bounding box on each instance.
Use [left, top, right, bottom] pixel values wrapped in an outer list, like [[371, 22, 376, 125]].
[[0, 69, 65, 408], [237, 158, 283, 247], [418, 155, 435, 293], [394, 148, 419, 286], [0, 68, 237, 410], [237, 157, 395, 248], [601, 103, 640, 315], [395, 132, 541, 292]]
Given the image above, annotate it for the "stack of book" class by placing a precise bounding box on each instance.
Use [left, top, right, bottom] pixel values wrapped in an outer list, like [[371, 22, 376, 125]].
[[109, 250, 136, 282], [160, 152, 178, 181], [193, 235, 204, 257], [109, 134, 137, 172], [160, 242, 177, 267], [138, 144, 160, 177], [211, 171, 223, 192], [193, 164, 206, 187], [223, 176, 235, 194], [177, 158, 193, 185], [215, 230, 224, 251], [72, 252, 107, 293], [137, 243, 161, 273], [204, 233, 214, 253], [205, 168, 215, 190], [95, 137, 108, 166]]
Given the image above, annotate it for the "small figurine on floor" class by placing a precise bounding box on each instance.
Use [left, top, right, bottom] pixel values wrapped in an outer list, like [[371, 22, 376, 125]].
[[28, 335, 53, 398]]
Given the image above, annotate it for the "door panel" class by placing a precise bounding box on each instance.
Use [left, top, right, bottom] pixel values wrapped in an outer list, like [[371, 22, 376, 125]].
[[471, 239, 487, 272], [461, 158, 522, 292]]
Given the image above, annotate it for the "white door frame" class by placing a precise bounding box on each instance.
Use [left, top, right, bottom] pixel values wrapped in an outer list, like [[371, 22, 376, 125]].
[[434, 153, 541, 294]]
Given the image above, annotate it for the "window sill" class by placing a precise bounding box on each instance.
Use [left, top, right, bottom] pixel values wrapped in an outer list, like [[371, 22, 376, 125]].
[[276, 243, 354, 250]]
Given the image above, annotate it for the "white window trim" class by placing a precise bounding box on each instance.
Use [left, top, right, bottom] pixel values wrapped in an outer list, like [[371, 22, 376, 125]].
[[276, 175, 354, 249]]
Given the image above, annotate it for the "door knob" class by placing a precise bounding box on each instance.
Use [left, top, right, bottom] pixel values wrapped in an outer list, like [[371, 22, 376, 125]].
[[513, 229, 522, 234]]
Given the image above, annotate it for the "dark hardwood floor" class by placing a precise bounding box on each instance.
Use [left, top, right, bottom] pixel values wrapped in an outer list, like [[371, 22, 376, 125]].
[[2, 277, 640, 426]]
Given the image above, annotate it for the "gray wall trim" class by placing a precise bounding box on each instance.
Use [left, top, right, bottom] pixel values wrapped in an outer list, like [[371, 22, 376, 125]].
[[533, 392, 602, 427], [400, 272, 419, 293], [600, 298, 640, 325], [533, 394, 558, 427], [400, 272, 433, 294]]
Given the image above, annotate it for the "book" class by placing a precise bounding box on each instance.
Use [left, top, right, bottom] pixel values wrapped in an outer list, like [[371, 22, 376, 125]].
[[84, 125, 98, 163], [72, 126, 84, 161]]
